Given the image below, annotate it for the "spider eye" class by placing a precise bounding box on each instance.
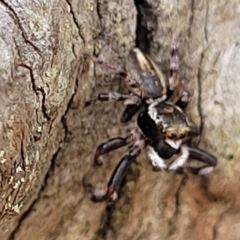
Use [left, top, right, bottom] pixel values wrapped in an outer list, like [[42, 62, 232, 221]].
[[168, 132, 177, 139], [179, 133, 185, 139]]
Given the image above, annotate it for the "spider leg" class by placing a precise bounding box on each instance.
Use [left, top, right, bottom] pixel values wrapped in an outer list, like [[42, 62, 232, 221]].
[[94, 137, 129, 165], [98, 62, 141, 96], [168, 144, 189, 171], [106, 139, 145, 203], [120, 104, 142, 123], [98, 92, 141, 104], [106, 154, 135, 202], [84, 53, 142, 96], [147, 146, 167, 171], [98, 93, 142, 123], [185, 125, 201, 147], [176, 89, 192, 109], [94, 129, 141, 165], [169, 39, 180, 91], [189, 126, 200, 137], [187, 147, 217, 175], [85, 92, 141, 107], [167, 36, 191, 108]]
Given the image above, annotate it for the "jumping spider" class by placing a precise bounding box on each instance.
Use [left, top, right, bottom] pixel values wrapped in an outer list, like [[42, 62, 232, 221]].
[[85, 44, 217, 204]]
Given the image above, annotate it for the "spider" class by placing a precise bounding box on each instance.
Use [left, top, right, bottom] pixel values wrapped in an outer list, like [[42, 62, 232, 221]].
[[84, 44, 217, 204]]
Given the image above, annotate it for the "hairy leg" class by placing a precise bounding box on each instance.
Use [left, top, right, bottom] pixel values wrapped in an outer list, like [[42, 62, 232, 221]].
[[166, 35, 192, 108]]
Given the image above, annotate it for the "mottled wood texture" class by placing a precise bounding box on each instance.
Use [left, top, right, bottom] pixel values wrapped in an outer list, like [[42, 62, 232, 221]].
[[0, 0, 239, 240]]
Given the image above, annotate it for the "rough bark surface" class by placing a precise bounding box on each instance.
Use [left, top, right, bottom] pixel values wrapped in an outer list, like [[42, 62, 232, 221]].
[[0, 0, 239, 240]]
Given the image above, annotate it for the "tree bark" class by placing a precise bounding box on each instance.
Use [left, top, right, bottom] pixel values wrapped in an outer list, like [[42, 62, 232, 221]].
[[1, 0, 240, 240]]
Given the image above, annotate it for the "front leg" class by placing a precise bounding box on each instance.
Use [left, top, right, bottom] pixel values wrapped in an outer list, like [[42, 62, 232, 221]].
[[187, 147, 217, 175], [168, 144, 189, 171], [147, 146, 167, 171]]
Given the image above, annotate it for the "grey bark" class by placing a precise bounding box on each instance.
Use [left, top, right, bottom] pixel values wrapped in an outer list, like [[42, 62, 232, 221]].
[[0, 0, 240, 240]]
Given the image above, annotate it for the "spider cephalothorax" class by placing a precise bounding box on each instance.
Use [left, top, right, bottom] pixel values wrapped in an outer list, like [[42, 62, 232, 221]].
[[85, 44, 217, 204], [138, 101, 213, 173]]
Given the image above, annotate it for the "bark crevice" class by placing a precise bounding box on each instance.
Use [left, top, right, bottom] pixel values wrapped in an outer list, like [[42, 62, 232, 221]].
[[188, 0, 194, 38], [167, 176, 187, 237], [0, 0, 42, 53], [134, 0, 156, 53], [19, 64, 50, 121], [196, 52, 204, 134], [211, 201, 234, 240], [65, 0, 86, 45]]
